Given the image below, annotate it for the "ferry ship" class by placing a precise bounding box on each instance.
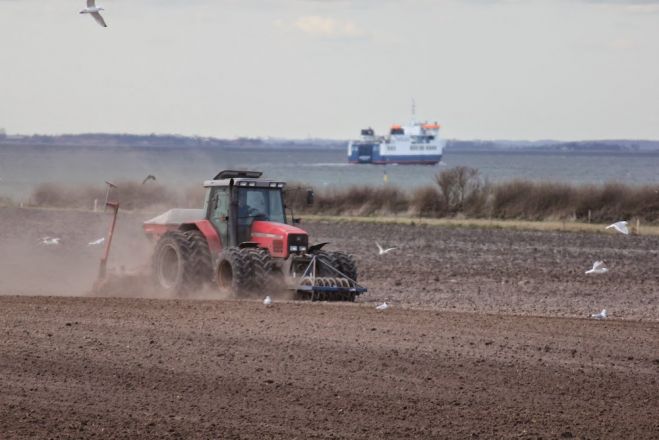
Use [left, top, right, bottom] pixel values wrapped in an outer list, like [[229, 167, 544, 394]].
[[347, 114, 445, 165]]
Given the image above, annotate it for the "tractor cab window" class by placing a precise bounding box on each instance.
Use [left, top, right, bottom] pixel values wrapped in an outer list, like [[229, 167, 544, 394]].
[[237, 188, 286, 224]]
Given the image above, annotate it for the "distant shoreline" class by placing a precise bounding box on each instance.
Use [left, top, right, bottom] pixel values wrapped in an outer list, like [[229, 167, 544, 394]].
[[4, 143, 659, 156], [1, 133, 659, 154]]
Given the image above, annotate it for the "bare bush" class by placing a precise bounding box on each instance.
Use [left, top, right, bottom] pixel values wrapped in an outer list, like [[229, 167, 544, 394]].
[[32, 183, 80, 208], [492, 181, 578, 220], [435, 166, 484, 214], [308, 186, 409, 216], [26, 174, 659, 224], [410, 186, 444, 217], [30, 181, 182, 211]]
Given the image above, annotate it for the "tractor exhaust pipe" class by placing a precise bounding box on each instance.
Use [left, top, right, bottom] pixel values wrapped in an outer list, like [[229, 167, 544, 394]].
[[228, 178, 238, 247]]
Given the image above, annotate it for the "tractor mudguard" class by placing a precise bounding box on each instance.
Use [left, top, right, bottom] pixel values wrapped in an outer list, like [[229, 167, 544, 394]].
[[308, 242, 329, 253]]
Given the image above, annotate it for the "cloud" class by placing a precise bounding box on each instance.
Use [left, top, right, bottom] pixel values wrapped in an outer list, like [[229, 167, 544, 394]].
[[585, 0, 659, 12], [289, 15, 368, 39], [608, 37, 638, 50]]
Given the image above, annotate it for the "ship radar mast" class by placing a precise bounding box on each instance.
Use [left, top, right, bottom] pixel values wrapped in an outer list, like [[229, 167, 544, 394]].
[[411, 98, 416, 124]]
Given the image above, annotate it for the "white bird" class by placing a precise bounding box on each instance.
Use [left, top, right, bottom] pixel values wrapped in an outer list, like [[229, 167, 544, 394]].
[[88, 237, 105, 246], [80, 0, 108, 28], [590, 309, 607, 320], [376, 242, 396, 255], [585, 260, 609, 275], [40, 236, 61, 245], [606, 221, 629, 235], [263, 296, 272, 306], [376, 302, 389, 311]]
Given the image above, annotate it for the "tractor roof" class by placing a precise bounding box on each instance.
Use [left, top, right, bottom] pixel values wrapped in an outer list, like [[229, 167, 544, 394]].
[[203, 178, 286, 188], [204, 170, 285, 188], [213, 170, 262, 180]]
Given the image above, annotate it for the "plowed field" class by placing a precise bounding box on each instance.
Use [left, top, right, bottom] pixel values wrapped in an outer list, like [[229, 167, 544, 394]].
[[1, 207, 658, 439]]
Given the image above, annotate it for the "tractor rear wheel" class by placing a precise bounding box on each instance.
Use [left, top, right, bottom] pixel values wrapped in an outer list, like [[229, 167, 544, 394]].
[[333, 251, 358, 282], [183, 229, 214, 286], [152, 230, 211, 296], [313, 250, 339, 277], [313, 250, 357, 281], [216, 247, 253, 297]]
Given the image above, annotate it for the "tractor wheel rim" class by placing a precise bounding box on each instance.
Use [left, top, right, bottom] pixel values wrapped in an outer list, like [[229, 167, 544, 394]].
[[218, 262, 233, 289], [158, 245, 180, 289]]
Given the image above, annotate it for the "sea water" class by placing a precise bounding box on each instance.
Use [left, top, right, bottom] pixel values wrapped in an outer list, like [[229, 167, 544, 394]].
[[1, 145, 658, 199]]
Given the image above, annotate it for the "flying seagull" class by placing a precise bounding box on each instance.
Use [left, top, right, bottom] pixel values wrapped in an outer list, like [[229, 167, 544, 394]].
[[376, 302, 389, 311], [590, 309, 607, 320], [80, 0, 107, 28], [376, 242, 396, 255], [142, 174, 157, 185], [606, 221, 629, 235], [585, 260, 608, 275], [263, 296, 273, 306], [40, 236, 61, 245], [88, 237, 105, 246]]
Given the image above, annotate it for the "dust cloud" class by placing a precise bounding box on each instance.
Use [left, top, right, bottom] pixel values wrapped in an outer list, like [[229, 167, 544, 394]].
[[0, 206, 154, 297]]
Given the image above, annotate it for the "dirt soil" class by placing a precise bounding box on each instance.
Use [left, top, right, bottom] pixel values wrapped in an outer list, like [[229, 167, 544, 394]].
[[1, 207, 658, 438]]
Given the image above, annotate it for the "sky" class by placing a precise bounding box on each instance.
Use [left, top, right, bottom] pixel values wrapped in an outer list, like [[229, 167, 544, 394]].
[[1, 0, 658, 140]]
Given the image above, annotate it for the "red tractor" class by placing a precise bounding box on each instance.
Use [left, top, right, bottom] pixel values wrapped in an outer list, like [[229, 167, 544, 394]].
[[143, 170, 365, 300]]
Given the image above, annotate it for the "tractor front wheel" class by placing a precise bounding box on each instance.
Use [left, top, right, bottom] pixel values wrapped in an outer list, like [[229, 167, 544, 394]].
[[216, 247, 253, 297]]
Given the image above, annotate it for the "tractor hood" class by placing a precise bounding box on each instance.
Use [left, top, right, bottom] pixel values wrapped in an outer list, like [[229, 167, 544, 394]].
[[250, 221, 308, 258]]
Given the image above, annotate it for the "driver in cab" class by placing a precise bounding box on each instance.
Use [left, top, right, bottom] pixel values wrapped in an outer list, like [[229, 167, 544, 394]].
[[238, 189, 268, 224]]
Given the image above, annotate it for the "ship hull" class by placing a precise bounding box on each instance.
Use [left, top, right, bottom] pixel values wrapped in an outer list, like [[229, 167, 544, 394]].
[[347, 141, 442, 165], [348, 155, 441, 165]]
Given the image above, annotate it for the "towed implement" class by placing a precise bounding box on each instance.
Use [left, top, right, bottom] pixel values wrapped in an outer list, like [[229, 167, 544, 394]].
[[143, 170, 366, 300]]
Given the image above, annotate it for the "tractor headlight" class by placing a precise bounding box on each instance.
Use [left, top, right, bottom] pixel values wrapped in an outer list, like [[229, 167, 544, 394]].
[[289, 245, 299, 252], [299, 246, 307, 252]]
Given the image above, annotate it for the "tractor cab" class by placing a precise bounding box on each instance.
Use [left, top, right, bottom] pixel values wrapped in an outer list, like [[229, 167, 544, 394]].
[[204, 170, 288, 247]]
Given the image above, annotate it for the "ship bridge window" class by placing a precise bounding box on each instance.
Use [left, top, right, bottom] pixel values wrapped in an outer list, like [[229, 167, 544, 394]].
[[390, 128, 404, 135]]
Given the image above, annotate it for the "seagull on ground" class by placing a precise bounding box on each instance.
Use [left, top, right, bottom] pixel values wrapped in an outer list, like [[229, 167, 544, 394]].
[[590, 309, 607, 320], [80, 0, 108, 28], [376, 302, 389, 311], [606, 221, 629, 235], [40, 236, 61, 245], [585, 260, 608, 275], [263, 296, 273, 306], [142, 174, 157, 185], [88, 237, 105, 246], [376, 242, 396, 255]]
